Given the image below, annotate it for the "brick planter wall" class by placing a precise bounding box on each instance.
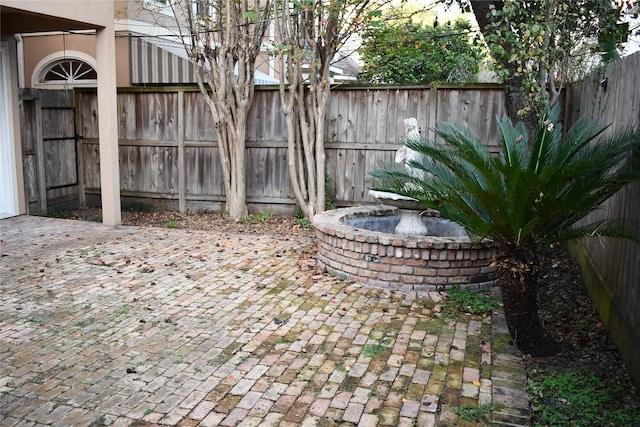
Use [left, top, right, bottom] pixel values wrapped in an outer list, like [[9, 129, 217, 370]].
[[314, 205, 498, 292]]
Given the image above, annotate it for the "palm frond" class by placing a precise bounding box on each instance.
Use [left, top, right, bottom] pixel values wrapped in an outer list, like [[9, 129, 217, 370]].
[[550, 219, 640, 246], [370, 109, 640, 248]]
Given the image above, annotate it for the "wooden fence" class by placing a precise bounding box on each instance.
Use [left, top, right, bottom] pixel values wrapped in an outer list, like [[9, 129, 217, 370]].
[[564, 51, 640, 386], [20, 89, 79, 214], [70, 84, 506, 214]]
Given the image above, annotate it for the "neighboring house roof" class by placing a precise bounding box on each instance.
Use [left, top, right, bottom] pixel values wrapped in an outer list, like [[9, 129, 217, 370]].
[[130, 35, 280, 85], [331, 52, 360, 81]]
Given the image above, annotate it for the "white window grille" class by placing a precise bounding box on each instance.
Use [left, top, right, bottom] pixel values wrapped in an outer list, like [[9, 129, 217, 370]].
[[32, 51, 97, 89]]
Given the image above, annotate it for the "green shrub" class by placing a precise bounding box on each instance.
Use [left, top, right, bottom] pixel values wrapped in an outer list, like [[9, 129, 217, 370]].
[[247, 208, 272, 223], [528, 369, 640, 427]]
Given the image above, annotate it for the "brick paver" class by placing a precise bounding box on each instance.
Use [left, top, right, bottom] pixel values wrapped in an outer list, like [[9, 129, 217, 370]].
[[0, 216, 530, 426]]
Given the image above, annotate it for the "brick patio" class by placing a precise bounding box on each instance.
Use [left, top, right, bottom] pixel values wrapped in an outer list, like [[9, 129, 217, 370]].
[[1, 216, 530, 426]]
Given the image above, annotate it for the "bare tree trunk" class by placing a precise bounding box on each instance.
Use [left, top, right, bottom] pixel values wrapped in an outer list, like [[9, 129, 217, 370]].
[[313, 83, 329, 215], [503, 74, 540, 143], [274, 0, 322, 220], [495, 245, 561, 356], [274, 0, 384, 219], [227, 115, 248, 219], [170, 0, 269, 220]]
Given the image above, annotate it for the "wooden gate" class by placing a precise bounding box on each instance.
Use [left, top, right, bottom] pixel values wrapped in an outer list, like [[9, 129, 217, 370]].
[[20, 89, 83, 214]]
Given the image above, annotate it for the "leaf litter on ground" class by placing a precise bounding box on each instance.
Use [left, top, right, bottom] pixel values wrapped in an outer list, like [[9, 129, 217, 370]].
[[55, 207, 640, 425]]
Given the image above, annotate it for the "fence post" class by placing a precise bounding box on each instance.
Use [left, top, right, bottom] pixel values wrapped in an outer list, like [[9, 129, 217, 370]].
[[428, 85, 438, 140], [34, 97, 47, 215], [177, 90, 186, 213]]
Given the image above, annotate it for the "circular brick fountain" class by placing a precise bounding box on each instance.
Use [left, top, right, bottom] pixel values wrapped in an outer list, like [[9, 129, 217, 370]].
[[314, 205, 498, 292]]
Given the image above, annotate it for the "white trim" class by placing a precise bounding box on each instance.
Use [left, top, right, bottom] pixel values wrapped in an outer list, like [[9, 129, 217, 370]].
[[31, 50, 97, 89], [15, 34, 24, 88], [18, 30, 95, 38], [0, 42, 19, 218], [115, 19, 179, 39]]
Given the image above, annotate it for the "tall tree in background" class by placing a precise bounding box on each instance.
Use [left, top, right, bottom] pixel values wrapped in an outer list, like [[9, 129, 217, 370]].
[[272, 0, 390, 219], [170, 0, 272, 220], [359, 18, 484, 84], [455, 0, 630, 141]]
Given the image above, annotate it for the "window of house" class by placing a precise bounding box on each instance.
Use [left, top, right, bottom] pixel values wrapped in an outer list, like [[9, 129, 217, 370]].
[[40, 59, 97, 85], [193, 1, 215, 19], [194, 1, 203, 15], [144, 0, 173, 16], [33, 54, 98, 89]]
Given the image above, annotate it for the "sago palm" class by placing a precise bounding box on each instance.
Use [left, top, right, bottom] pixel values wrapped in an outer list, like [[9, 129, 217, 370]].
[[371, 106, 640, 356]]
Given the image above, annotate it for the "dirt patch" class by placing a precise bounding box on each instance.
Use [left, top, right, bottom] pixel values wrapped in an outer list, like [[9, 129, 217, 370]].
[[527, 245, 640, 424]]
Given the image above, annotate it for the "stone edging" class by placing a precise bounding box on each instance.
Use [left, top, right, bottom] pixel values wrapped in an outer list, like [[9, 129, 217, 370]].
[[313, 205, 498, 292]]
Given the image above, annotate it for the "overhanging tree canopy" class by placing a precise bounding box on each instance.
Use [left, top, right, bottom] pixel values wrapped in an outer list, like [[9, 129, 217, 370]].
[[359, 18, 484, 84], [451, 0, 631, 139]]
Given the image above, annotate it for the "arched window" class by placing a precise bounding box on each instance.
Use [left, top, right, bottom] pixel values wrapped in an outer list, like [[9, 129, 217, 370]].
[[32, 51, 97, 89]]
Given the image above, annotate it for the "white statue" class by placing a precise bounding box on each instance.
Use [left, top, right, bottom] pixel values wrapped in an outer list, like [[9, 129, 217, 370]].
[[395, 118, 424, 180], [368, 117, 428, 235]]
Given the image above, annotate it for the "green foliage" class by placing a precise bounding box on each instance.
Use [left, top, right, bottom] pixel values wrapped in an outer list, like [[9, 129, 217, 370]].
[[455, 402, 503, 422], [359, 18, 484, 84], [166, 220, 181, 229], [370, 105, 640, 249], [527, 369, 640, 426], [362, 338, 392, 357], [325, 174, 336, 210], [491, 334, 512, 353], [295, 217, 312, 228], [447, 286, 500, 315], [247, 208, 273, 223], [483, 0, 628, 117]]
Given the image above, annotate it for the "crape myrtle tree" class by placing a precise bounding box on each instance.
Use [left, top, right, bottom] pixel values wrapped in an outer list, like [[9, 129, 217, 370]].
[[271, 0, 394, 219], [169, 0, 272, 220], [371, 107, 640, 355], [448, 0, 631, 141], [358, 17, 484, 84]]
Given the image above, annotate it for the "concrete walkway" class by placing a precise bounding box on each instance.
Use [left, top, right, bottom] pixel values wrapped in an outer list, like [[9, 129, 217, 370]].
[[0, 216, 530, 426]]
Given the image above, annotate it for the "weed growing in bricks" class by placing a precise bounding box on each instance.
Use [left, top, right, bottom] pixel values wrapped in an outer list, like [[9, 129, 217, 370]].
[[362, 338, 392, 358], [455, 402, 503, 422], [446, 286, 500, 315]]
